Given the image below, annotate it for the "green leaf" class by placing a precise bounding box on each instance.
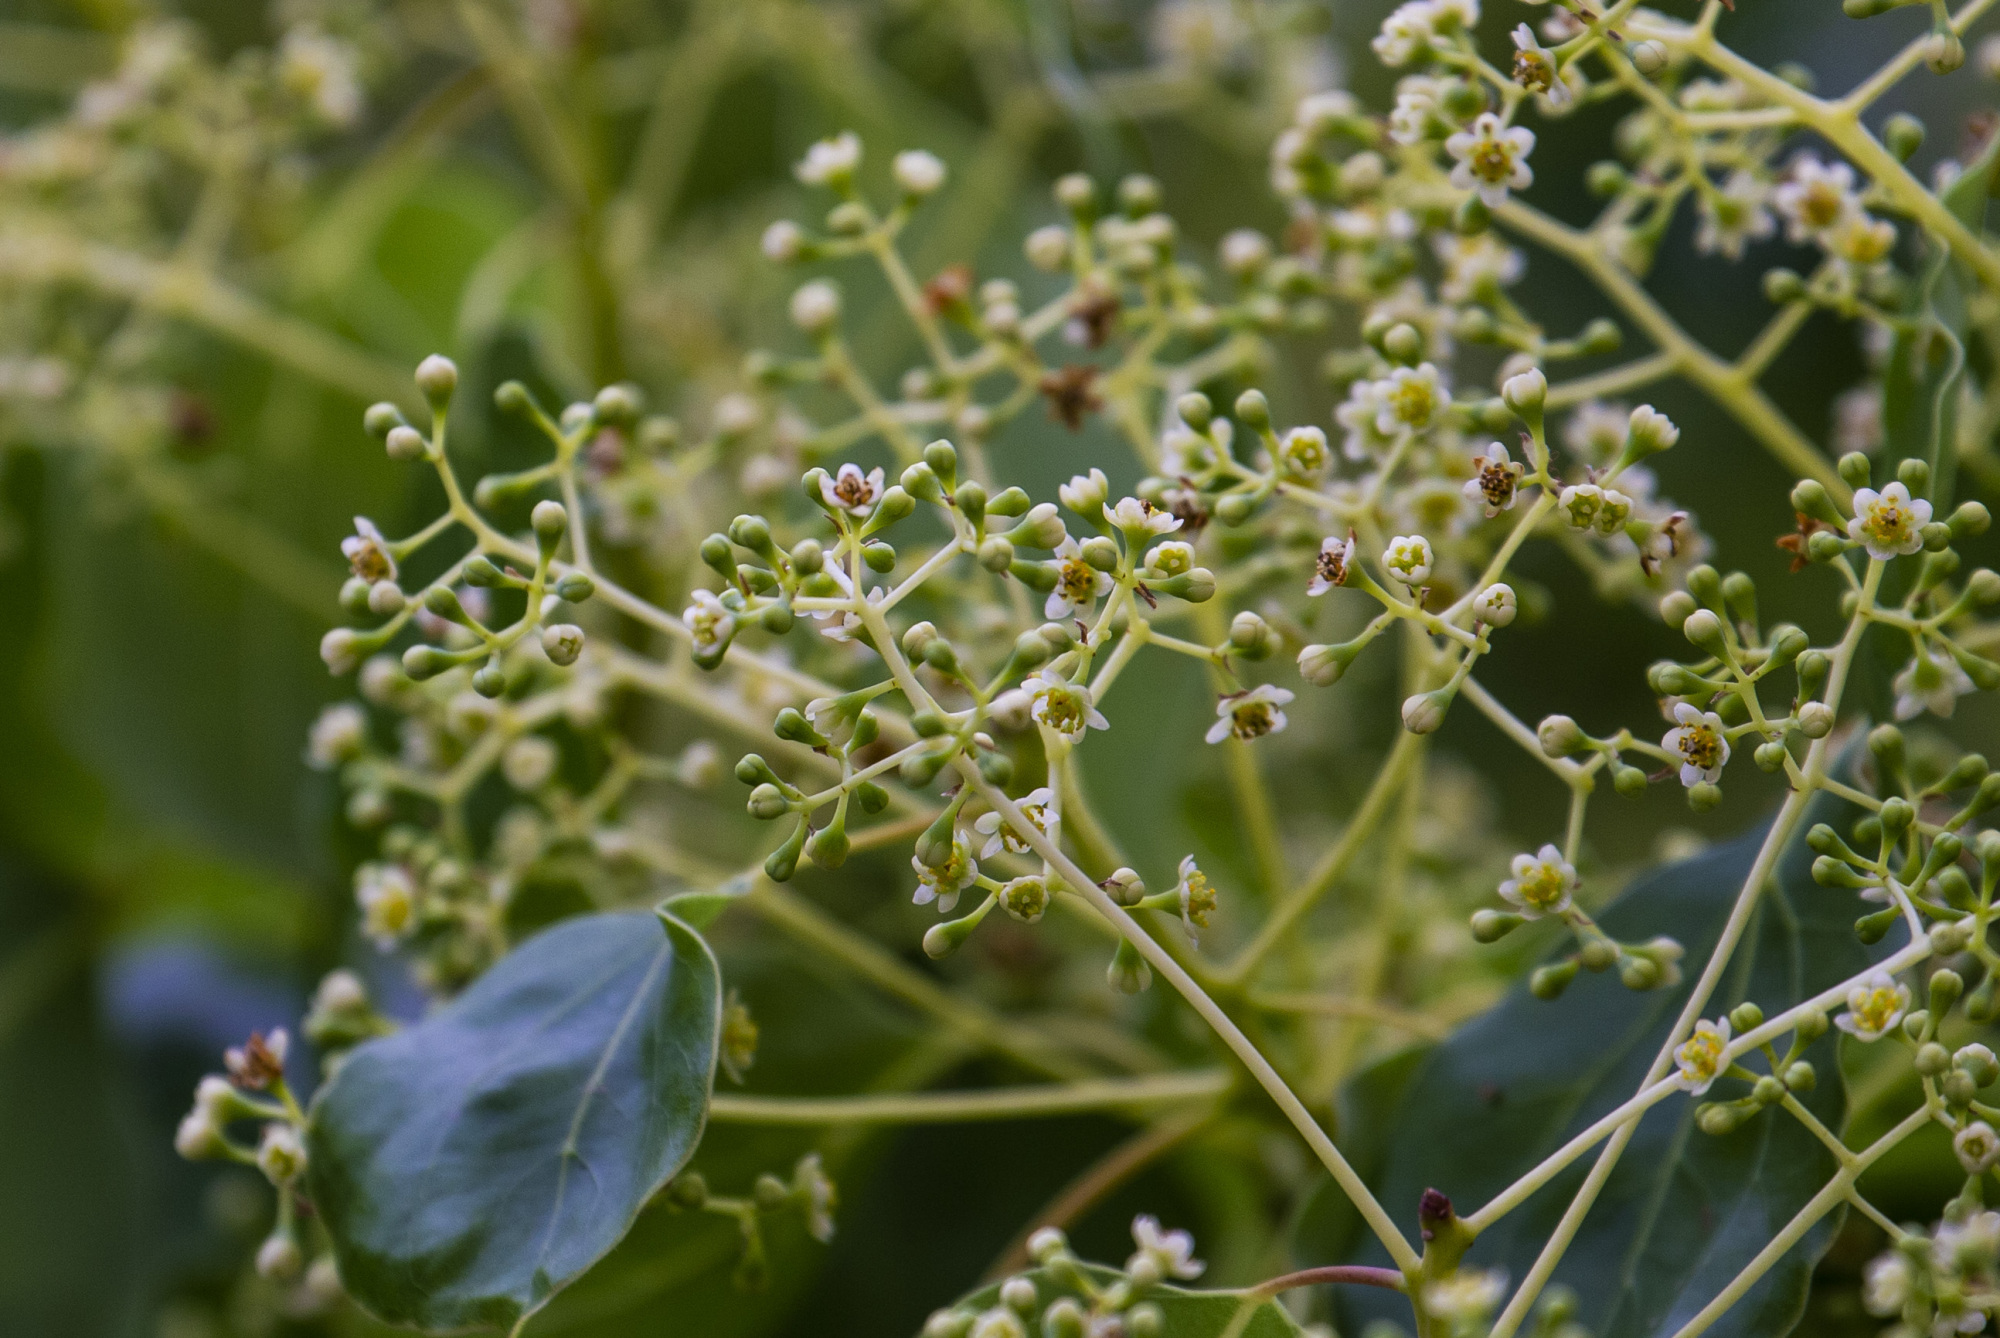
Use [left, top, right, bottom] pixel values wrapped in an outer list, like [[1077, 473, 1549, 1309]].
[[306, 909, 722, 1332], [1303, 798, 1872, 1338], [661, 872, 758, 931], [938, 1263, 1305, 1338]]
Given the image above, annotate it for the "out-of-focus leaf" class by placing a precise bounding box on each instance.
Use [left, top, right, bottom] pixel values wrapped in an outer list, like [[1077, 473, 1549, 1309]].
[[1304, 796, 1871, 1338], [306, 909, 720, 1332], [661, 872, 757, 931], [938, 1263, 1305, 1338]]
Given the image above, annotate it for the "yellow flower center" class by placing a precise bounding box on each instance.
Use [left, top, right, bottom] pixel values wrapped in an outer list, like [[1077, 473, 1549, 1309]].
[[1851, 986, 1900, 1033], [1678, 724, 1723, 771], [1231, 702, 1277, 739], [1516, 863, 1567, 910], [1860, 499, 1912, 547], [1800, 182, 1844, 229], [1677, 1029, 1724, 1080], [1388, 378, 1435, 425], [1058, 559, 1098, 602], [1182, 871, 1216, 926], [1469, 140, 1514, 185]]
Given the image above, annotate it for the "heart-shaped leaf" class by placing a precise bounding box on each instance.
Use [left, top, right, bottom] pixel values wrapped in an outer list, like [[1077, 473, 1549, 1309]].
[[938, 1264, 1306, 1338], [306, 908, 721, 1332], [1302, 798, 1874, 1338]]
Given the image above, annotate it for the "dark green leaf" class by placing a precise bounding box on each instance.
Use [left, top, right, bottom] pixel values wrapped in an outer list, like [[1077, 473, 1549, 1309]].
[[306, 909, 721, 1332], [940, 1263, 1305, 1338], [1304, 796, 1872, 1338]]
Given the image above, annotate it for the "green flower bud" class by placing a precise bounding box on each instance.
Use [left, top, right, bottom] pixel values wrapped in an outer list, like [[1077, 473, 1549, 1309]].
[[415, 354, 458, 403], [385, 424, 426, 461], [1471, 909, 1524, 943], [1531, 960, 1579, 1000]]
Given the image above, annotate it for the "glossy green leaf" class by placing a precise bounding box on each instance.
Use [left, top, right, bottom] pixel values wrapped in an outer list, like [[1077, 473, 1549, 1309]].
[[306, 909, 721, 1332], [661, 873, 758, 932], [939, 1263, 1306, 1338], [1303, 799, 1872, 1338]]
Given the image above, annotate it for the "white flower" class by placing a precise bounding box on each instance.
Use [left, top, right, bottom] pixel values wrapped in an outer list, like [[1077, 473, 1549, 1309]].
[[1847, 481, 1931, 559], [356, 863, 416, 950], [1834, 385, 1884, 456], [1957, 1121, 2000, 1174], [1893, 646, 1976, 720], [997, 875, 1051, 923], [1145, 540, 1196, 578], [1373, 362, 1447, 435], [1206, 685, 1293, 744], [1382, 534, 1434, 586], [1128, 1215, 1204, 1281], [761, 219, 805, 263], [1277, 425, 1331, 480], [1435, 233, 1524, 304], [1662, 702, 1729, 787], [1045, 537, 1114, 620], [1563, 401, 1630, 465], [1174, 855, 1218, 941], [1372, 1, 1437, 67], [1835, 970, 1911, 1042], [1463, 441, 1524, 517], [342, 517, 396, 583], [1674, 1017, 1731, 1094], [1022, 673, 1110, 743], [1308, 533, 1356, 595], [1424, 1269, 1507, 1325], [1473, 582, 1517, 627], [819, 462, 886, 516], [1389, 77, 1442, 146], [684, 589, 737, 656], [1059, 468, 1109, 515], [1510, 25, 1573, 106], [1219, 228, 1271, 276], [795, 131, 862, 186], [279, 26, 363, 127], [912, 840, 980, 912], [306, 703, 368, 769], [794, 1152, 838, 1243], [973, 787, 1057, 860], [1446, 113, 1536, 206], [1104, 495, 1182, 536], [257, 1123, 307, 1185], [1695, 170, 1776, 260], [1336, 379, 1398, 461], [1499, 844, 1576, 918], [1827, 211, 1897, 265], [1772, 155, 1860, 243], [1861, 1251, 1913, 1316], [892, 149, 946, 195], [789, 280, 841, 334]]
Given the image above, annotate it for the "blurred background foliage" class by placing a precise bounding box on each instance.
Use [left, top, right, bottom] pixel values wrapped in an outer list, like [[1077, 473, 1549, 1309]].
[[3, 0, 1999, 1334]]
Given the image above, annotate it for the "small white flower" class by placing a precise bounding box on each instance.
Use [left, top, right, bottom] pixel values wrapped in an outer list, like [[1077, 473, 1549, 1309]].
[[819, 462, 886, 517], [1145, 540, 1196, 578], [1861, 1251, 1913, 1316], [1308, 532, 1356, 595], [1389, 77, 1443, 146], [1424, 1269, 1507, 1325], [1695, 170, 1776, 260], [1058, 467, 1109, 515], [789, 280, 841, 334], [306, 702, 368, 769], [1674, 1017, 1731, 1094], [1835, 970, 1911, 1042], [256, 1123, 308, 1186], [1104, 495, 1182, 537], [1371, 1, 1437, 67], [1893, 646, 1975, 721], [1499, 844, 1576, 918], [795, 131, 862, 186], [1957, 1121, 2000, 1175], [1446, 113, 1536, 207], [997, 874, 1051, 923], [761, 219, 805, 263], [1128, 1215, 1204, 1281], [1174, 854, 1218, 941], [342, 517, 397, 584], [1435, 233, 1524, 304], [794, 1152, 838, 1243], [1473, 582, 1517, 627], [356, 863, 416, 950], [1827, 211, 1897, 265], [1772, 155, 1860, 243], [1847, 481, 1932, 559], [1662, 703, 1729, 787], [892, 148, 947, 195], [1277, 425, 1331, 480], [1206, 685, 1293, 744], [684, 589, 737, 656], [1219, 228, 1272, 276], [973, 787, 1057, 860], [1382, 534, 1435, 586], [279, 26, 362, 127], [1045, 537, 1114, 620], [1510, 25, 1573, 106], [1022, 673, 1109, 743], [1563, 401, 1630, 464], [1372, 362, 1447, 435], [1463, 441, 1524, 517]]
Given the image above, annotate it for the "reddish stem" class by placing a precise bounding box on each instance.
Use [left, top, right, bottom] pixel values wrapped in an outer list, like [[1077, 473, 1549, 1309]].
[[1253, 1265, 1407, 1295]]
